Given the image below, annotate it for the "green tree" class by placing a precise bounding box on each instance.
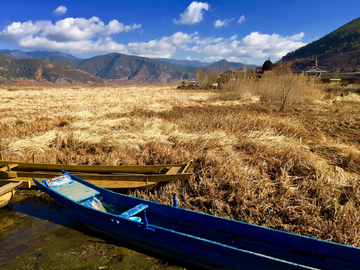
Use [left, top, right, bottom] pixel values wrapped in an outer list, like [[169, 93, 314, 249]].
[[262, 59, 273, 71]]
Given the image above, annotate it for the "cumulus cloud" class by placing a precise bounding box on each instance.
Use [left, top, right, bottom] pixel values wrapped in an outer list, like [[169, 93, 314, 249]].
[[0, 17, 142, 54], [53, 6, 67, 16], [128, 32, 199, 58], [0, 15, 306, 62], [173, 1, 209, 25], [229, 34, 237, 40], [194, 32, 306, 60], [238, 15, 245, 24], [0, 20, 48, 43], [214, 18, 234, 28]]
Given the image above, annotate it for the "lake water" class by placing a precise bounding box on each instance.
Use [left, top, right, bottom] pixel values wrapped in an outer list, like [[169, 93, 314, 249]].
[[0, 190, 189, 270]]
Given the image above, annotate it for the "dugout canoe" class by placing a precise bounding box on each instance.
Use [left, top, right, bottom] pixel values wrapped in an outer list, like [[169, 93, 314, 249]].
[[0, 161, 196, 189], [0, 180, 23, 208], [33, 171, 360, 269]]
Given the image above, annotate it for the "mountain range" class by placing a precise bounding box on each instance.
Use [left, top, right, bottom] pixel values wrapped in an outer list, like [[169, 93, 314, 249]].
[[0, 49, 79, 60], [44, 53, 199, 83], [0, 49, 254, 85]]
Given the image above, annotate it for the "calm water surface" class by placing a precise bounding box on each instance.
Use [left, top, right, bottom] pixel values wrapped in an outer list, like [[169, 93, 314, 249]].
[[0, 190, 191, 270]]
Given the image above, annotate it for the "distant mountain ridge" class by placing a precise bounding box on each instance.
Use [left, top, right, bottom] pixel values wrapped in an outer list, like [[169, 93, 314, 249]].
[[45, 53, 198, 83], [0, 54, 105, 85], [0, 49, 259, 85], [205, 59, 257, 72], [0, 49, 79, 60], [282, 16, 360, 71], [155, 58, 213, 67]]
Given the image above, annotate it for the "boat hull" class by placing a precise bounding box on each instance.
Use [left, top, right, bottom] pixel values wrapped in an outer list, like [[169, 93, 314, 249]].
[[34, 172, 360, 270], [35, 182, 310, 269], [0, 189, 15, 208], [0, 180, 23, 208], [79, 213, 309, 270]]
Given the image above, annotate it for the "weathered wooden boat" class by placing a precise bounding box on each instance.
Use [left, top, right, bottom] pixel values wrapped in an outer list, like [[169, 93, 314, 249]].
[[34, 171, 360, 270], [0, 180, 23, 208], [0, 160, 196, 189]]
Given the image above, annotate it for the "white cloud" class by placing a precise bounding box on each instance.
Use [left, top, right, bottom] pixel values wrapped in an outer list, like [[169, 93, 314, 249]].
[[53, 6, 67, 16], [238, 15, 245, 24], [128, 32, 199, 58], [0, 17, 142, 54], [0, 20, 48, 43], [238, 31, 306, 58], [173, 1, 209, 25], [195, 32, 306, 60], [214, 18, 234, 28], [229, 34, 237, 41], [0, 15, 306, 62], [204, 56, 224, 62]]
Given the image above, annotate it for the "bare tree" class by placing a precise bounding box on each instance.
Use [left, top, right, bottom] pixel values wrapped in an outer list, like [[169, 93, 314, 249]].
[[242, 61, 248, 79], [196, 67, 204, 83]]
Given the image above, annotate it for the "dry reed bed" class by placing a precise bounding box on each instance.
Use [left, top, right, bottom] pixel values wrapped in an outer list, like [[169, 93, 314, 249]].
[[1, 82, 360, 247]]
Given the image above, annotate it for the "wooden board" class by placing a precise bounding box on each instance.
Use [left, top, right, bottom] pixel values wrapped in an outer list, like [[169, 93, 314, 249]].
[[0, 160, 197, 174]]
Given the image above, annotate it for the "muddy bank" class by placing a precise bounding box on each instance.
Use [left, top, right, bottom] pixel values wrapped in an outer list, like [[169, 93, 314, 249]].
[[0, 190, 188, 270]]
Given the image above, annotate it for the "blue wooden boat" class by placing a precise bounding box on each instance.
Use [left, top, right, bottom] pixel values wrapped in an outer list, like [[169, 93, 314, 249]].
[[33, 171, 360, 269]]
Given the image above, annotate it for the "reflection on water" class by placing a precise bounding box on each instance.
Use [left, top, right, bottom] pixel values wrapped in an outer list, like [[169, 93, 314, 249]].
[[0, 190, 188, 270]]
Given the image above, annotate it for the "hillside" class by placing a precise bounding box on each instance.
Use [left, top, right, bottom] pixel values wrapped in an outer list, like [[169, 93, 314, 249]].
[[282, 16, 360, 71], [0, 54, 105, 85], [43, 56, 82, 67]]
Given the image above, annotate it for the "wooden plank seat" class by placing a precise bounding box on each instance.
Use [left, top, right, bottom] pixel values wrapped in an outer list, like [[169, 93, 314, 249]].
[[53, 181, 100, 203], [119, 203, 149, 219]]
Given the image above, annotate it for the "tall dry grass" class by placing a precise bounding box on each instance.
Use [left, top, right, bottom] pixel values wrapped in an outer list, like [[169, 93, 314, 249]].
[[1, 83, 360, 247]]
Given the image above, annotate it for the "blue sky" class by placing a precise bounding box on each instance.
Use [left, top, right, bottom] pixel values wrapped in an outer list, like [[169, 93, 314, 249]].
[[0, 0, 359, 65]]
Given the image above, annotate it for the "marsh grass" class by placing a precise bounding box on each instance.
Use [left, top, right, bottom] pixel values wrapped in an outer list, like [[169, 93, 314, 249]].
[[1, 84, 360, 246]]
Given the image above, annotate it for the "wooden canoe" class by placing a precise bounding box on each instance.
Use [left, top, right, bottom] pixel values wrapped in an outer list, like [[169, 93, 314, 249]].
[[0, 161, 197, 189], [33, 171, 360, 269], [0, 180, 23, 208]]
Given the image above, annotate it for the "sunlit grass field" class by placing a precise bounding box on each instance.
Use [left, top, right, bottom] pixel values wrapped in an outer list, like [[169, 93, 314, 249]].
[[1, 78, 360, 247]]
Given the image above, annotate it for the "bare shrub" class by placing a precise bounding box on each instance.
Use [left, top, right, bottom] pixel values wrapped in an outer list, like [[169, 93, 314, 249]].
[[215, 73, 323, 111]]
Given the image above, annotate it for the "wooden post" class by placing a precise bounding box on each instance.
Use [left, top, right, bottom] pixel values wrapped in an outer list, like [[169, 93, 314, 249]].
[[0, 152, 3, 161], [32, 153, 36, 163]]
